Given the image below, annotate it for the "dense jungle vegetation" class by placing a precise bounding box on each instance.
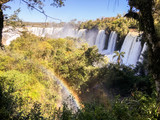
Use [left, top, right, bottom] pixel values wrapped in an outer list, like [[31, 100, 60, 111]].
[[0, 31, 159, 119], [0, 0, 160, 119], [79, 15, 138, 37]]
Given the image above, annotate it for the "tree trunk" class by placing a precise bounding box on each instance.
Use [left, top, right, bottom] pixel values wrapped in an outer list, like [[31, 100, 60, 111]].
[[117, 57, 120, 65], [0, 4, 4, 48], [140, 2, 160, 101], [151, 45, 160, 101], [155, 78, 160, 101]]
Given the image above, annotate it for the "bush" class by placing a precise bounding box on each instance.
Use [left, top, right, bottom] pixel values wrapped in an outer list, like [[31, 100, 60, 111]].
[[54, 92, 159, 120], [98, 64, 153, 96]]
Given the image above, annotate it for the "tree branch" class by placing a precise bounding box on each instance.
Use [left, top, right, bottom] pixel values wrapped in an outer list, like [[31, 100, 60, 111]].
[[0, 0, 10, 5], [21, 0, 62, 22], [124, 11, 139, 21]]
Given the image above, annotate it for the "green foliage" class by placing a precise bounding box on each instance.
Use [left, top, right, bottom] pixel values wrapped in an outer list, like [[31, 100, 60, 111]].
[[79, 15, 138, 51], [155, 22, 160, 38], [0, 54, 14, 71], [101, 64, 137, 96], [9, 31, 39, 52], [0, 50, 61, 119], [154, 0, 160, 25], [76, 103, 116, 120], [1, 29, 159, 119], [53, 92, 159, 120], [9, 33, 105, 90], [113, 51, 125, 65], [54, 102, 116, 120], [98, 63, 154, 96], [4, 9, 24, 28], [112, 92, 159, 120], [26, 102, 44, 120], [0, 69, 59, 118], [0, 70, 38, 118], [84, 46, 104, 66], [79, 15, 138, 38]]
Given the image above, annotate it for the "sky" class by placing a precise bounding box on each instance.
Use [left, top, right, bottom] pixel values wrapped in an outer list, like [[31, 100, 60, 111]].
[[4, 0, 129, 23]]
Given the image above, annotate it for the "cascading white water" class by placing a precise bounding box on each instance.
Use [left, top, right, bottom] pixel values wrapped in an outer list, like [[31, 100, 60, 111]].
[[120, 33, 135, 64], [138, 43, 147, 63], [27, 27, 145, 66], [30, 27, 44, 36], [77, 29, 87, 38], [6, 34, 20, 45], [42, 27, 54, 37], [85, 30, 98, 46], [3, 26, 145, 66], [95, 30, 106, 52], [101, 31, 117, 55], [52, 27, 63, 38], [28, 27, 96, 47], [2, 27, 20, 45], [28, 27, 79, 39], [107, 31, 118, 54], [120, 32, 142, 66], [61, 28, 77, 38], [127, 37, 142, 66]]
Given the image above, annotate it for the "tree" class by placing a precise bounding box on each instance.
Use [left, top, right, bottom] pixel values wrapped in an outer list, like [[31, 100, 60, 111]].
[[113, 51, 125, 65], [0, 0, 65, 48], [125, 0, 160, 101]]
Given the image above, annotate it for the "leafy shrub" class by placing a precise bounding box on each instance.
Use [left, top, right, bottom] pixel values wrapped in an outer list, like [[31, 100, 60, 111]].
[[54, 92, 159, 120], [98, 64, 153, 96], [79, 15, 138, 39]]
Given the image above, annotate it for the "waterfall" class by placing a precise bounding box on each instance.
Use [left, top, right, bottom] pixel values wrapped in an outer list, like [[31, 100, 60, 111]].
[[61, 28, 77, 38], [126, 36, 142, 66], [95, 30, 106, 52], [52, 27, 63, 38], [107, 31, 117, 54], [30, 27, 44, 36], [28, 27, 144, 66], [85, 29, 98, 46], [42, 27, 54, 37], [27, 27, 145, 66], [120, 32, 142, 66], [120, 33, 134, 64], [6, 34, 20, 45], [28, 27, 79, 39], [101, 31, 117, 55], [3, 28, 20, 45], [77, 29, 87, 38], [138, 43, 147, 63], [3, 26, 145, 66]]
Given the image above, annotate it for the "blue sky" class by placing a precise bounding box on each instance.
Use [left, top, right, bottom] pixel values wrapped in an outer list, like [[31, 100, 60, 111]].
[[4, 0, 129, 23]]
